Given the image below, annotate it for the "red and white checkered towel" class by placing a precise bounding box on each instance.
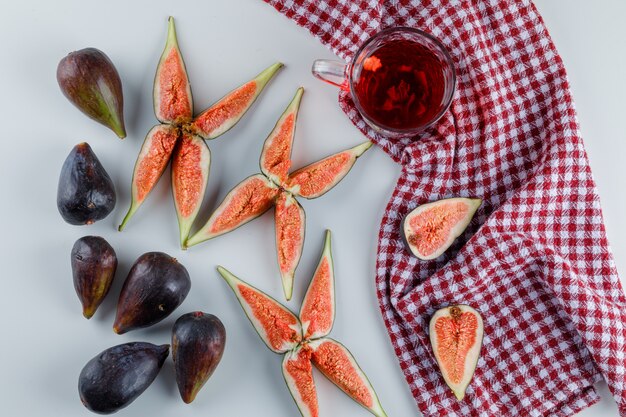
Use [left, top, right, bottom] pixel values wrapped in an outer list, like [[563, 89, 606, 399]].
[[262, 1, 626, 416]]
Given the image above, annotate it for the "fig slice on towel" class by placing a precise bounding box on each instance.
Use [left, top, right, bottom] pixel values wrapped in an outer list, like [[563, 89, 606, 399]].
[[429, 304, 484, 400], [402, 197, 481, 260]]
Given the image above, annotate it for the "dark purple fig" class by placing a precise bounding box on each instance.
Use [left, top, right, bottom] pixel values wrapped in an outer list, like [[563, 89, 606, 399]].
[[71, 236, 117, 319], [78, 342, 169, 414], [57, 48, 126, 138], [57, 143, 116, 225], [172, 312, 226, 403], [113, 252, 190, 334]]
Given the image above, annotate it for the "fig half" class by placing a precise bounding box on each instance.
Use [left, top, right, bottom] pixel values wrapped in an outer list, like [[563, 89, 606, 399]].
[[57, 143, 116, 225], [57, 48, 126, 138], [402, 197, 481, 260], [429, 305, 484, 400]]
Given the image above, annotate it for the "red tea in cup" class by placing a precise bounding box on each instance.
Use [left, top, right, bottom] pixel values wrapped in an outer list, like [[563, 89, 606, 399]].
[[353, 39, 447, 130], [313, 27, 455, 137]]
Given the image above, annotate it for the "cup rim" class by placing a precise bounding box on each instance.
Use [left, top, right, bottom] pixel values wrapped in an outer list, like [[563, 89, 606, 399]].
[[349, 26, 457, 136]]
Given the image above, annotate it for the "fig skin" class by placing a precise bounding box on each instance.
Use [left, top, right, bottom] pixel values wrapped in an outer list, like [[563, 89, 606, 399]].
[[57, 143, 116, 225], [78, 342, 169, 414], [172, 312, 226, 403], [71, 236, 117, 319], [57, 48, 126, 138], [113, 252, 191, 334]]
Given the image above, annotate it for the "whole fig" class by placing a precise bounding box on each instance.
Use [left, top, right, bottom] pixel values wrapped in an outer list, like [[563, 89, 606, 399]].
[[57, 48, 126, 138], [57, 143, 116, 225], [71, 236, 117, 319], [172, 312, 226, 403], [78, 342, 169, 414], [113, 252, 191, 334]]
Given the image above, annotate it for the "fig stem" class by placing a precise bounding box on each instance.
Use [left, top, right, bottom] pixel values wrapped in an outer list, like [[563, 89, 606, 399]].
[[118, 204, 137, 231]]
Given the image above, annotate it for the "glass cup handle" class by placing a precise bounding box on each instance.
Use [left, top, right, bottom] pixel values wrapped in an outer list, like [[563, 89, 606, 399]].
[[312, 59, 349, 90]]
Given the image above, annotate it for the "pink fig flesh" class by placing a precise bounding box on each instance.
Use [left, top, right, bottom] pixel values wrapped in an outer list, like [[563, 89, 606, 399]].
[[153, 17, 193, 124], [429, 305, 483, 400], [282, 345, 319, 417], [217, 266, 302, 353], [309, 338, 387, 417], [259, 87, 304, 185], [185, 174, 278, 247], [299, 230, 334, 340], [172, 132, 211, 246], [118, 125, 180, 231], [286, 141, 372, 199], [274, 191, 305, 301], [191, 62, 283, 139], [402, 197, 481, 260]]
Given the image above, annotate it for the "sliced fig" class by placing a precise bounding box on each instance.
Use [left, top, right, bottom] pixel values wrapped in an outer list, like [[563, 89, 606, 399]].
[[274, 191, 305, 301], [71, 236, 118, 319], [429, 305, 483, 401], [172, 312, 226, 403], [299, 230, 334, 340], [113, 252, 191, 334], [259, 87, 304, 185], [185, 174, 279, 248], [57, 48, 126, 138], [153, 17, 193, 125], [78, 342, 169, 414], [191, 62, 284, 140], [118, 125, 180, 231], [282, 345, 319, 417], [285, 141, 372, 199], [217, 266, 302, 353], [402, 197, 481, 260], [57, 143, 116, 225], [172, 132, 211, 247], [309, 338, 387, 417]]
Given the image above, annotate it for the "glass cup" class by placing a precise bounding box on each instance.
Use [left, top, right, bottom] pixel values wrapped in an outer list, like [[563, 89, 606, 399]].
[[312, 27, 456, 137]]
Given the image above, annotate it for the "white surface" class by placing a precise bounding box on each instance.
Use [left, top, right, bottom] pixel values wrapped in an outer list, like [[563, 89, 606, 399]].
[[0, 1, 624, 416]]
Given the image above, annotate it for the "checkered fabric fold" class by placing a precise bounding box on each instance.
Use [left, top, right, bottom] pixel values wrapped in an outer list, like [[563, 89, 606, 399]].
[[262, 0, 626, 416]]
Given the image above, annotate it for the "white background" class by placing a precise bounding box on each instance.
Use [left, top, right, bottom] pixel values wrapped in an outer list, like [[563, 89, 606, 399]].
[[1, 1, 624, 416]]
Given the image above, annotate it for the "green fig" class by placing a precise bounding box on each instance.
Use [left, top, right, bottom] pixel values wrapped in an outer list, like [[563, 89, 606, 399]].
[[57, 48, 126, 138]]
